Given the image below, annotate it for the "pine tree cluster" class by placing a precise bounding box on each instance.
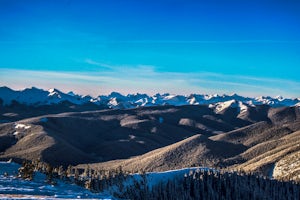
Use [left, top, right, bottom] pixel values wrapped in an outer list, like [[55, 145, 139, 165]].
[[74, 167, 300, 200], [18, 160, 35, 180], [145, 169, 300, 200], [17, 160, 73, 185]]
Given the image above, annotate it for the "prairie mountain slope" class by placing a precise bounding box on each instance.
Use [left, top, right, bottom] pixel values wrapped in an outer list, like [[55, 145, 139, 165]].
[[0, 105, 251, 166], [77, 134, 247, 172], [230, 130, 300, 181], [0, 104, 299, 182]]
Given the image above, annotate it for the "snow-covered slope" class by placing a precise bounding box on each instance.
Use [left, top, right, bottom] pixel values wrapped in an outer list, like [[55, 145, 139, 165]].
[[0, 161, 112, 199], [209, 100, 251, 115], [0, 87, 95, 106], [104, 167, 213, 196], [0, 86, 299, 109]]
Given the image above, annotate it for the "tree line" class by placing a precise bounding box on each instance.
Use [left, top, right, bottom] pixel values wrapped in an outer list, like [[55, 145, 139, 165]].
[[18, 160, 300, 199]]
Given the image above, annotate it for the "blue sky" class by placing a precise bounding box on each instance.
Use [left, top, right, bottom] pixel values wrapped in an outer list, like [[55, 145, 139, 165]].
[[0, 0, 300, 97]]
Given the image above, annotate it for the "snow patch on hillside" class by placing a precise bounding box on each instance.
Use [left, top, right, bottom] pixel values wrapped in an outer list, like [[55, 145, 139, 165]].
[[13, 131, 19, 136], [213, 100, 238, 113], [15, 124, 31, 129]]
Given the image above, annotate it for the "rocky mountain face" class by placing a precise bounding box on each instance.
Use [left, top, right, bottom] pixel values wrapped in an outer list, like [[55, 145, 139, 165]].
[[1, 86, 299, 123]]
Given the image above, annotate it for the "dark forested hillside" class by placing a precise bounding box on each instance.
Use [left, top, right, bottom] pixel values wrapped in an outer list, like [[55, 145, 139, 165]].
[[16, 160, 300, 200]]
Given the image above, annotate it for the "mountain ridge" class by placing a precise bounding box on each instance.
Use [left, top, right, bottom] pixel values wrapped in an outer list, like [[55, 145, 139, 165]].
[[1, 86, 299, 109]]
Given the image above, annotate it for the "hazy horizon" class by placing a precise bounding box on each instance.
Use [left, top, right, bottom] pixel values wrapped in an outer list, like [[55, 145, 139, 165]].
[[2, 84, 300, 100]]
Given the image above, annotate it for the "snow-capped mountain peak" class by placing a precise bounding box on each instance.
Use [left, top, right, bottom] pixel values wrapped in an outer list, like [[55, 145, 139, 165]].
[[210, 100, 237, 113], [0, 87, 299, 109], [208, 100, 251, 116], [48, 88, 62, 98]]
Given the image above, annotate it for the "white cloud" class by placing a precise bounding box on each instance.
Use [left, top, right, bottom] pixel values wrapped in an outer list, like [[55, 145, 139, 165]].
[[84, 59, 115, 69]]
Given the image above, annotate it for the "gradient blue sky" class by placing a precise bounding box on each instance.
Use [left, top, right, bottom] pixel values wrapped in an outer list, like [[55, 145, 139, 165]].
[[0, 0, 300, 97]]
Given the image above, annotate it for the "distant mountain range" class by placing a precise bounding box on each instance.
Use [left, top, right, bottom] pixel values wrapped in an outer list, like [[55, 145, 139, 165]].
[[0, 86, 299, 109]]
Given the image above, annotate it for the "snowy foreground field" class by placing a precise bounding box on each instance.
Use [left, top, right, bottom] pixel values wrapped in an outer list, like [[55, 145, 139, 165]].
[[0, 162, 112, 199], [0, 161, 202, 200], [2, 161, 299, 199]]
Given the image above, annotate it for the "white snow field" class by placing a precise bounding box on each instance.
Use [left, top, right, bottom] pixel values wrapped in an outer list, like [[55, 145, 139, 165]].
[[0, 162, 113, 200]]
